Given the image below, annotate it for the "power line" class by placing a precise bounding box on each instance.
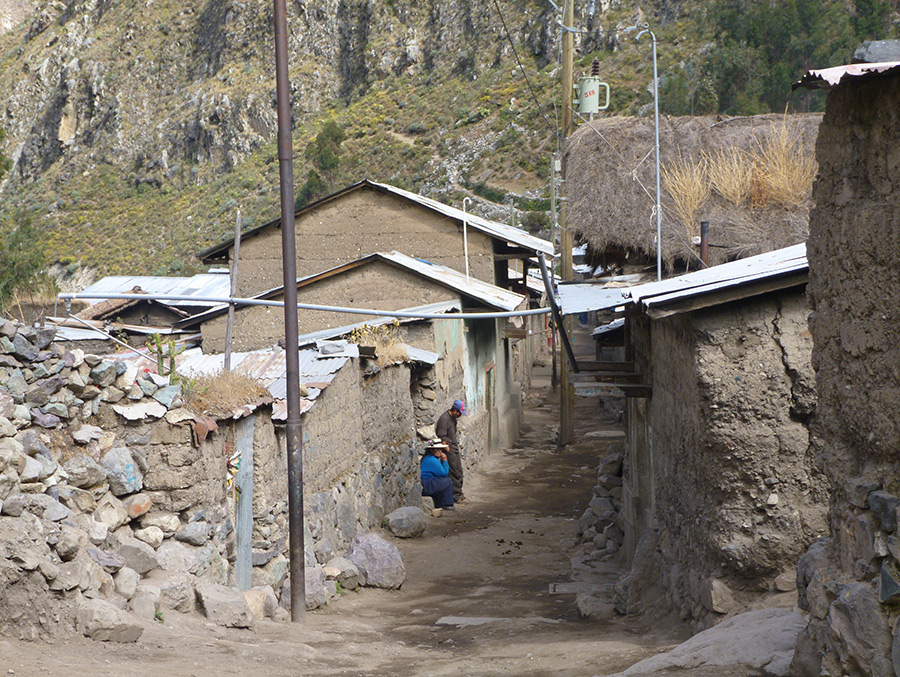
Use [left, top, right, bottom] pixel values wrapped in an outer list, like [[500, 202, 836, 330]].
[[490, 0, 556, 135]]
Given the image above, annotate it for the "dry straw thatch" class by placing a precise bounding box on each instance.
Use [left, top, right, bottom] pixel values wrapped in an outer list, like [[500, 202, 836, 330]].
[[185, 371, 271, 418], [564, 113, 822, 270]]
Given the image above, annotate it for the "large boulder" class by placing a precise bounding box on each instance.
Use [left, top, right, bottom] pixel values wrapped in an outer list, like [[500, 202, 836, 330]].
[[76, 599, 143, 643], [195, 582, 253, 628], [384, 507, 426, 538], [617, 608, 805, 676], [100, 447, 143, 496], [279, 567, 328, 611], [345, 533, 406, 589]]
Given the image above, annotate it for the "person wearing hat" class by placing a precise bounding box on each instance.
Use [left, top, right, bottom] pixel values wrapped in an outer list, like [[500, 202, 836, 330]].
[[420, 440, 454, 511], [435, 399, 467, 503]]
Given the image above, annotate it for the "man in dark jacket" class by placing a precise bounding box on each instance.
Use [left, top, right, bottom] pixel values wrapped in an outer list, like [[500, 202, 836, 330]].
[[435, 399, 467, 503]]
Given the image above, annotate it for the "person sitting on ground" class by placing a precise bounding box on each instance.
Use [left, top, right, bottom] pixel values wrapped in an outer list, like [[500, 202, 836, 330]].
[[435, 399, 467, 503], [421, 441, 455, 511]]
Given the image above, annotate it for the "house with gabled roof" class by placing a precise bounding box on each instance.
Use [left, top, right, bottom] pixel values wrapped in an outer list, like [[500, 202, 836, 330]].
[[196, 179, 553, 298], [181, 251, 535, 451]]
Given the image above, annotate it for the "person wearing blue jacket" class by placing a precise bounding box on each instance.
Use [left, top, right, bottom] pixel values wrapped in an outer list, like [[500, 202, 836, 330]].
[[421, 442, 455, 511]]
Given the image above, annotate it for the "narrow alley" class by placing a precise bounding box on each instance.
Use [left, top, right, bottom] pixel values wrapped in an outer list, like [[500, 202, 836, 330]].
[[1, 362, 689, 676]]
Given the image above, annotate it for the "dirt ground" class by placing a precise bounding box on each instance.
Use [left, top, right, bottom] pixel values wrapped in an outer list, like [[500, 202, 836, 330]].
[[0, 365, 692, 677]]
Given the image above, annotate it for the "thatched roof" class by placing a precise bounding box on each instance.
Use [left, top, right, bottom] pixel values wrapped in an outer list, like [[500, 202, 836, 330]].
[[564, 113, 822, 270]]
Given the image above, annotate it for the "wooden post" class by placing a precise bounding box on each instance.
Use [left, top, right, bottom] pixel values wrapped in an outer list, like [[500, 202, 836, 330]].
[[224, 210, 242, 372], [559, 0, 576, 446]]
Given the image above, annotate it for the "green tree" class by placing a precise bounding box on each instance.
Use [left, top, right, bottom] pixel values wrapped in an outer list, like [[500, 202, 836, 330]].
[[699, 0, 896, 115], [0, 215, 45, 312], [295, 120, 347, 209]]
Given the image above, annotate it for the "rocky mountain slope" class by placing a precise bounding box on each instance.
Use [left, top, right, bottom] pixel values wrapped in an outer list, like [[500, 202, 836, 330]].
[[0, 0, 895, 278]]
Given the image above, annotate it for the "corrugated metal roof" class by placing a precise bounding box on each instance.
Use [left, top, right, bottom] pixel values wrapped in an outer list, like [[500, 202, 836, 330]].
[[368, 182, 554, 255], [558, 243, 808, 316], [557, 284, 631, 315], [80, 274, 231, 308], [631, 243, 807, 310], [794, 61, 900, 89], [378, 251, 525, 311], [106, 345, 351, 419], [591, 318, 625, 336]]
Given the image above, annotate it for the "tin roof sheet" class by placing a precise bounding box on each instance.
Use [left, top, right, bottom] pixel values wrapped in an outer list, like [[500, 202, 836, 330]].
[[369, 181, 554, 255], [557, 284, 631, 315], [794, 61, 900, 89], [377, 251, 525, 311], [80, 274, 232, 308], [558, 243, 807, 315]]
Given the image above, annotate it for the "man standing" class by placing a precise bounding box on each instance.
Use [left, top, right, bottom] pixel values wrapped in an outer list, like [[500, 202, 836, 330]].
[[435, 399, 467, 503]]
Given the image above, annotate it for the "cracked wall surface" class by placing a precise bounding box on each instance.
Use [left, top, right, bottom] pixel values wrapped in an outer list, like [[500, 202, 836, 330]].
[[791, 73, 900, 677], [627, 288, 828, 629]]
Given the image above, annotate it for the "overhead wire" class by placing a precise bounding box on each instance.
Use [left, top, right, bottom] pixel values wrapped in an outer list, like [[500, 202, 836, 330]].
[[490, 0, 556, 135]]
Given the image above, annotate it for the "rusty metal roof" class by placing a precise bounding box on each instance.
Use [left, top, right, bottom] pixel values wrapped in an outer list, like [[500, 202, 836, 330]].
[[794, 61, 900, 89]]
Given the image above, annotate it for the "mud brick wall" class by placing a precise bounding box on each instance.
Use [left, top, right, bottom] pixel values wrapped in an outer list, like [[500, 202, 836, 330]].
[[233, 188, 495, 296], [792, 73, 900, 677], [626, 289, 827, 629], [201, 260, 459, 353]]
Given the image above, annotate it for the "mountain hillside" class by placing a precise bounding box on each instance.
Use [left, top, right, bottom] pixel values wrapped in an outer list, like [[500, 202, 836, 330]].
[[0, 0, 896, 282]]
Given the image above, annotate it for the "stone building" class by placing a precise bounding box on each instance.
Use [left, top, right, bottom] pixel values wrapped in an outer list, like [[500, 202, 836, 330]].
[[559, 245, 828, 628], [790, 61, 900, 676], [197, 179, 553, 298]]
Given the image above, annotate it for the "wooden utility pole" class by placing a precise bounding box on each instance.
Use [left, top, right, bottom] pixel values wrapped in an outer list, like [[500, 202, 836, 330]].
[[223, 210, 242, 372], [558, 0, 576, 446]]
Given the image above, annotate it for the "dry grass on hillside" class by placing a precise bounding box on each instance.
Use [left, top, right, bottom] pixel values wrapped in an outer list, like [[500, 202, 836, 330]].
[[184, 371, 271, 418]]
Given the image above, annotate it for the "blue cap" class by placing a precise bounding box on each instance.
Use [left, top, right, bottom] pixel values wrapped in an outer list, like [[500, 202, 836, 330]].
[[452, 400, 467, 415]]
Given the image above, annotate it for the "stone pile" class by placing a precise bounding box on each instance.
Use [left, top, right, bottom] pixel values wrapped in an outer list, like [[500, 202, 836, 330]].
[[0, 317, 408, 642], [574, 444, 626, 562], [792, 483, 900, 676]]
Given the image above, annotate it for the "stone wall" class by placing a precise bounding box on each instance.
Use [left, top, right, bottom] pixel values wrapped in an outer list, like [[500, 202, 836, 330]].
[[623, 289, 827, 629], [0, 316, 487, 640], [791, 73, 900, 677]]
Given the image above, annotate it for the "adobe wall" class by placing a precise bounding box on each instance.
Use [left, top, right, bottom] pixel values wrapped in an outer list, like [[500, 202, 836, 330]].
[[201, 260, 457, 352], [624, 290, 827, 629], [792, 75, 900, 676], [233, 188, 496, 296]]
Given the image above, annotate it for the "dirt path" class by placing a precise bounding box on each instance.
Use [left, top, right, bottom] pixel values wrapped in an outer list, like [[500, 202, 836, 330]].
[[0, 366, 686, 676]]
